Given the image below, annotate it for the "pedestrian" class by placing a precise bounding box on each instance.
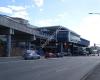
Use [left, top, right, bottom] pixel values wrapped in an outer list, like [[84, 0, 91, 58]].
[[97, 50, 100, 56]]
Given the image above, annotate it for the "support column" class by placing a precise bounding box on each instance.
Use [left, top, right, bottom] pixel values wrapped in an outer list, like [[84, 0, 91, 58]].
[[72, 43, 74, 56], [60, 42, 63, 54], [28, 42, 31, 49], [6, 28, 14, 57], [26, 41, 31, 50], [6, 34, 11, 57]]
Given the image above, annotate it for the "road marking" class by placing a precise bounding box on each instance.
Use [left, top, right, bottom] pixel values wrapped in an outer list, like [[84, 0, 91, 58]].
[[55, 67, 68, 72], [0, 60, 25, 64]]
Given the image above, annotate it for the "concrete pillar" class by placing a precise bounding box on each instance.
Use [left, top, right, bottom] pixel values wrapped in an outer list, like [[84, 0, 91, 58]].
[[6, 28, 14, 57], [28, 42, 31, 49], [60, 42, 63, 54], [72, 44, 74, 56], [6, 34, 11, 57], [26, 41, 31, 50]]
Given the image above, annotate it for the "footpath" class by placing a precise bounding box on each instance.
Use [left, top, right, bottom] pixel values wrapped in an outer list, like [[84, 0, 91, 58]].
[[0, 56, 22, 62], [83, 63, 100, 80]]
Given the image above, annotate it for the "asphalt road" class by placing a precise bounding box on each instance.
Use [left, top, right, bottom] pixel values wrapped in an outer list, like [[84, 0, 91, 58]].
[[0, 56, 100, 80]]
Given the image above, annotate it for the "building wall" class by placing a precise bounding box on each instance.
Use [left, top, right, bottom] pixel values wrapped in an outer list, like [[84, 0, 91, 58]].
[[11, 47, 24, 56]]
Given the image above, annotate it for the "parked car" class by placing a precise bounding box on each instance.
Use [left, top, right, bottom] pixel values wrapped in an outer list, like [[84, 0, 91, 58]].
[[56, 53, 63, 57], [45, 52, 56, 58], [23, 50, 40, 60]]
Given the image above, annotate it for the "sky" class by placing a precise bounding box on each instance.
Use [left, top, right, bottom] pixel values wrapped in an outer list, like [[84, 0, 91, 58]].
[[0, 0, 100, 46]]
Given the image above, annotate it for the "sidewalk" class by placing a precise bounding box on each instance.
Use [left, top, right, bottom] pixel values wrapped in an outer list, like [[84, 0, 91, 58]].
[[84, 63, 100, 80], [0, 56, 22, 62], [0, 56, 46, 62]]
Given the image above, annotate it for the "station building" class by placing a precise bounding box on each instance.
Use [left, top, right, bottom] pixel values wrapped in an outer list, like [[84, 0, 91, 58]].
[[0, 14, 90, 57], [37, 26, 90, 56]]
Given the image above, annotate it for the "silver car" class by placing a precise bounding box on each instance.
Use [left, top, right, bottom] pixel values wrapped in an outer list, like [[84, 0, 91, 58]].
[[23, 50, 40, 60]]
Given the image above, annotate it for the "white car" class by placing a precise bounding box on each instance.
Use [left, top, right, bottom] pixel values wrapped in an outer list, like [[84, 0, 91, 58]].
[[23, 50, 40, 60]]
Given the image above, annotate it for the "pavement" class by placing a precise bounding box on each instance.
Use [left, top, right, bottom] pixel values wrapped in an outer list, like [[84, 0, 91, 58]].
[[0, 56, 100, 80], [0, 56, 22, 62], [0, 56, 45, 62], [84, 63, 100, 80]]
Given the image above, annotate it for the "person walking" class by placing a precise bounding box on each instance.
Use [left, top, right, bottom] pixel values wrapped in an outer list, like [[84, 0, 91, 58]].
[[97, 50, 100, 56]]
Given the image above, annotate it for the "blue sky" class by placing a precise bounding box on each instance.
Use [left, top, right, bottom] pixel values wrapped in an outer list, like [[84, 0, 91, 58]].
[[0, 0, 100, 46]]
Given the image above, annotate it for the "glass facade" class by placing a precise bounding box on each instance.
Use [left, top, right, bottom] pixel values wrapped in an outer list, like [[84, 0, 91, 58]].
[[69, 32, 80, 43], [78, 38, 90, 47], [57, 31, 69, 42]]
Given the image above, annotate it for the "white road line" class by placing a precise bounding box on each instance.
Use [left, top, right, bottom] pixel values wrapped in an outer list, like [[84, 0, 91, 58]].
[[0, 60, 25, 64]]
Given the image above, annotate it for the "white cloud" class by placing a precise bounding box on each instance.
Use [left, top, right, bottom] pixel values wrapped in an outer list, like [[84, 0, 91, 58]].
[[32, 5, 35, 8], [11, 10, 29, 20], [35, 19, 53, 27], [0, 7, 12, 14], [33, 0, 44, 7], [59, 0, 65, 2], [57, 13, 66, 19], [12, 0, 15, 3], [75, 15, 100, 46], [0, 5, 29, 20], [8, 5, 26, 11], [40, 8, 43, 11], [34, 13, 67, 27]]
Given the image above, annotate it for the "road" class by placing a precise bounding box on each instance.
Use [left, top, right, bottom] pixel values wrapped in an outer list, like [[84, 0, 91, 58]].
[[0, 56, 100, 80]]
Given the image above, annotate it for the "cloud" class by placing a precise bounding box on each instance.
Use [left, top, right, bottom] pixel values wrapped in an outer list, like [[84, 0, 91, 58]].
[[8, 5, 26, 11], [39, 8, 43, 11], [35, 19, 53, 27], [0, 5, 29, 20], [34, 13, 67, 27], [32, 5, 35, 8], [33, 0, 44, 7], [12, 0, 15, 3], [57, 13, 67, 19], [11, 10, 29, 20], [0, 7, 12, 14], [59, 0, 65, 2], [8, 5, 29, 19], [34, 17, 64, 27], [75, 15, 100, 46]]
